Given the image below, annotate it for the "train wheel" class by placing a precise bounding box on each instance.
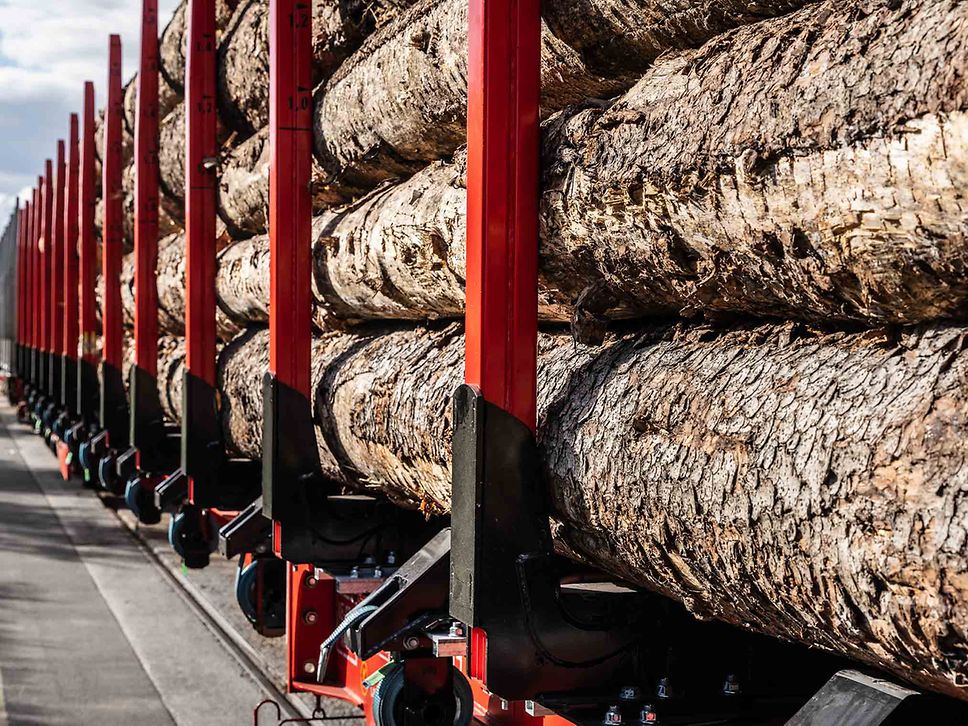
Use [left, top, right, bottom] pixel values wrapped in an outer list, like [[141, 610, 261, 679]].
[[124, 476, 162, 524], [372, 662, 473, 726], [168, 506, 216, 569], [235, 557, 286, 638]]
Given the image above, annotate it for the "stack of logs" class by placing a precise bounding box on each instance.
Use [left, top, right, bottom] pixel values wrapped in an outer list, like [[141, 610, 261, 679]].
[[103, 0, 968, 700]]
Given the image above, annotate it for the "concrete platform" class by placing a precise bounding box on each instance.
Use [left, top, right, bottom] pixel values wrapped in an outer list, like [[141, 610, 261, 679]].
[[0, 408, 280, 725]]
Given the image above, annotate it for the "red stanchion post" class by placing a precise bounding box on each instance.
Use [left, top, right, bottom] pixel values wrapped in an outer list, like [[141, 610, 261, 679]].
[[64, 114, 80, 414], [79, 81, 99, 418], [52, 139, 66, 405], [101, 34, 128, 446]]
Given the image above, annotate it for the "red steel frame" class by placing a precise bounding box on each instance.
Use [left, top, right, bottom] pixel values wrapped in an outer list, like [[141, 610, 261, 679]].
[[80, 82, 98, 383], [15, 203, 24, 369], [184, 0, 218, 501], [267, 0, 321, 694], [42, 159, 53, 387], [65, 115, 80, 389], [264, 0, 569, 722], [53, 141, 67, 395], [268, 0, 313, 560], [463, 2, 543, 718], [31, 182, 40, 378], [134, 0, 160, 380], [102, 36, 124, 376]]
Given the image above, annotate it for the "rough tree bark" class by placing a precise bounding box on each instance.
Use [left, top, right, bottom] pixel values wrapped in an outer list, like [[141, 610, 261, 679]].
[[541, 0, 809, 77], [303, 0, 968, 328], [310, 0, 823, 193], [139, 105, 968, 333], [217, 0, 416, 136], [146, 321, 968, 700], [311, 0, 627, 194], [158, 102, 186, 221], [217, 126, 347, 237], [120, 237, 242, 341]]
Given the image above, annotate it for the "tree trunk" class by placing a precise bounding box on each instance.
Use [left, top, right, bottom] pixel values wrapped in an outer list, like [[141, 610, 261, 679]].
[[312, 0, 629, 194], [310, 0, 823, 194], [135, 106, 968, 333], [217, 126, 371, 237], [215, 235, 271, 325], [307, 0, 968, 328], [157, 321, 968, 700], [541, 0, 809, 78], [158, 102, 186, 221], [217, 0, 416, 136], [120, 237, 243, 341], [160, 0, 188, 97], [159, 0, 243, 98]]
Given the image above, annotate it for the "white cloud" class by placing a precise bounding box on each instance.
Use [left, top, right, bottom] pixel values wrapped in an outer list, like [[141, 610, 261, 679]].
[[0, 0, 180, 216]]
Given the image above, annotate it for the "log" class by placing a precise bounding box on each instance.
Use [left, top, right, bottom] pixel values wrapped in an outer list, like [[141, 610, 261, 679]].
[[120, 235, 243, 341], [539, 0, 968, 327], [217, 126, 382, 237], [217, 0, 415, 135], [158, 102, 186, 220], [140, 109, 968, 332], [158, 0, 242, 98], [308, 0, 968, 328], [171, 321, 968, 700], [159, 0, 188, 97], [310, 0, 821, 193], [541, 0, 808, 77], [312, 0, 627, 194]]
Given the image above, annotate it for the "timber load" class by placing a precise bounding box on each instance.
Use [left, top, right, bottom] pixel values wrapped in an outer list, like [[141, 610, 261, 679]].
[[105, 0, 968, 702], [147, 321, 968, 701]]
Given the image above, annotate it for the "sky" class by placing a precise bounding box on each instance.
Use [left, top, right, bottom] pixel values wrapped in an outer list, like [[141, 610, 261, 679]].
[[0, 0, 179, 223]]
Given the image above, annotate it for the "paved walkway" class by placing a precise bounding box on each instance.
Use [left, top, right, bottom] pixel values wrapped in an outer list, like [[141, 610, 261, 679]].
[[0, 408, 271, 725]]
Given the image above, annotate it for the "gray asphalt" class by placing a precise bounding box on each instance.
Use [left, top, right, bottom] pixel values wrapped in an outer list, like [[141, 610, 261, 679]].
[[0, 408, 273, 725]]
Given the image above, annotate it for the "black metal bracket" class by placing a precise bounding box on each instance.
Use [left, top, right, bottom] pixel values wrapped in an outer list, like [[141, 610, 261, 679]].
[[116, 446, 138, 485], [99, 361, 129, 449], [262, 373, 331, 563], [40, 350, 50, 397], [181, 370, 225, 495], [347, 528, 453, 661], [218, 497, 272, 559], [788, 670, 968, 725], [49, 351, 63, 408], [154, 468, 189, 513], [78, 358, 99, 423], [128, 364, 174, 472], [449, 385, 640, 701], [61, 355, 78, 419]]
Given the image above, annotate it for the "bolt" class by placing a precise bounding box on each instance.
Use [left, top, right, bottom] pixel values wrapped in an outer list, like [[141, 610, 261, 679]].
[[656, 678, 671, 700], [304, 574, 318, 588], [350, 566, 360, 578], [363, 555, 376, 566], [638, 705, 658, 724], [403, 635, 421, 651], [449, 622, 465, 637], [722, 674, 740, 696], [303, 661, 317, 675], [386, 551, 397, 566], [603, 705, 622, 725], [255, 543, 268, 555], [499, 700, 509, 711], [619, 686, 642, 702], [303, 610, 318, 625], [373, 565, 383, 578]]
